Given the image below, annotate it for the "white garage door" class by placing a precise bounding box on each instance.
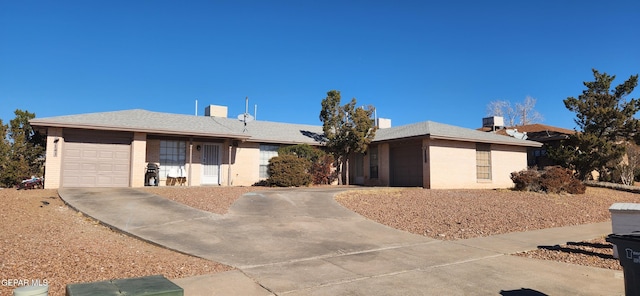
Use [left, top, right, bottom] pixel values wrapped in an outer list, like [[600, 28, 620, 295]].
[[62, 131, 132, 187]]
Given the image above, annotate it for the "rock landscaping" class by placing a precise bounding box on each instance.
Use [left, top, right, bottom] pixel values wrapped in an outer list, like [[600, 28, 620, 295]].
[[2, 185, 635, 295]]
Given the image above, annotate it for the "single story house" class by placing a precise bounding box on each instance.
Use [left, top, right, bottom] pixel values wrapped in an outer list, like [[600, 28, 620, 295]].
[[30, 106, 541, 189]]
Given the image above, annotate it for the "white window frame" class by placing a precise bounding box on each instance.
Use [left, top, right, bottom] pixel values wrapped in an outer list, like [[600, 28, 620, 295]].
[[159, 140, 186, 179], [259, 144, 279, 179]]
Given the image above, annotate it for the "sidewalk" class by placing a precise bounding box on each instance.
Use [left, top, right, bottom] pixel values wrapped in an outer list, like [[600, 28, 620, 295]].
[[59, 188, 624, 295]]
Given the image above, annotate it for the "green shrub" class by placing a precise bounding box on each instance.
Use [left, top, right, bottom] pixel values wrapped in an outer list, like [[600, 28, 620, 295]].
[[266, 154, 312, 187], [277, 144, 336, 185], [511, 166, 585, 194]]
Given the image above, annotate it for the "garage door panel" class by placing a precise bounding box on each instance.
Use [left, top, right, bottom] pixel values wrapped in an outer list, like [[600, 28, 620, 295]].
[[83, 150, 98, 158], [98, 150, 114, 159], [82, 163, 98, 171], [114, 151, 129, 159], [66, 148, 82, 158], [62, 131, 131, 187], [113, 164, 129, 171], [97, 163, 115, 171]]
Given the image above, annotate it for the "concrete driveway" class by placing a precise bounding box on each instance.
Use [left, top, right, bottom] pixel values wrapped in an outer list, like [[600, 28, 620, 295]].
[[59, 187, 624, 295]]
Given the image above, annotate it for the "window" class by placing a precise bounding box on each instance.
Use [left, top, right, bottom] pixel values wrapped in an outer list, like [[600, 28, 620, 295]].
[[476, 143, 492, 180], [369, 145, 378, 178], [533, 149, 547, 157], [159, 140, 186, 179], [259, 144, 279, 178]]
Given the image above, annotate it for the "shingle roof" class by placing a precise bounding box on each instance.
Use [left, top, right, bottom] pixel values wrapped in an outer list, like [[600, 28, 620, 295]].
[[375, 121, 541, 147], [30, 109, 325, 144], [30, 109, 541, 147], [478, 123, 575, 143], [210, 116, 326, 144]]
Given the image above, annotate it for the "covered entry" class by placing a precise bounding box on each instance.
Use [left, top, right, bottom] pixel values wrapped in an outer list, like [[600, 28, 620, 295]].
[[61, 130, 132, 187], [389, 140, 423, 187]]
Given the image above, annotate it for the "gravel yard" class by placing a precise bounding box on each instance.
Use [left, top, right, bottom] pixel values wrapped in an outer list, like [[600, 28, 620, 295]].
[[0, 189, 234, 296], [1, 185, 635, 295], [335, 187, 640, 271]]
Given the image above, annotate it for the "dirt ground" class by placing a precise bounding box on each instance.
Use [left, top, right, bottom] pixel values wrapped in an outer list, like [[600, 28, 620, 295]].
[[1, 185, 635, 295]]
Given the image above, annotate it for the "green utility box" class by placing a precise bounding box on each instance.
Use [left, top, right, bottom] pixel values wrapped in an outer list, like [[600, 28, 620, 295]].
[[66, 275, 183, 296]]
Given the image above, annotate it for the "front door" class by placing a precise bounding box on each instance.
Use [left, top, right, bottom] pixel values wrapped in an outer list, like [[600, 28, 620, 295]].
[[201, 144, 221, 185]]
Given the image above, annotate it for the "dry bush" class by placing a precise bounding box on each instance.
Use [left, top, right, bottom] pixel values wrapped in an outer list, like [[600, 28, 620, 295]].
[[511, 166, 585, 194]]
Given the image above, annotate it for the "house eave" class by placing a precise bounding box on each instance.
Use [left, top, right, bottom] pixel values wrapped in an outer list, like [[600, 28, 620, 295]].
[[430, 134, 543, 147], [373, 133, 542, 147], [29, 121, 251, 140]]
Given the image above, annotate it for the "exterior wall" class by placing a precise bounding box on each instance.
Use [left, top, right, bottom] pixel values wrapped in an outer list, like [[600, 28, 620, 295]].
[[422, 139, 430, 189], [189, 142, 202, 186], [228, 141, 260, 186], [378, 143, 390, 186], [130, 132, 147, 187], [428, 139, 527, 189], [428, 139, 476, 189], [43, 127, 63, 189], [146, 139, 160, 164], [490, 144, 528, 188]]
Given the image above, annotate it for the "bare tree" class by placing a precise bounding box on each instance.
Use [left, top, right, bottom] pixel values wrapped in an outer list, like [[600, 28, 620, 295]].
[[516, 96, 544, 125], [618, 142, 640, 186], [486, 100, 517, 126], [486, 96, 543, 127]]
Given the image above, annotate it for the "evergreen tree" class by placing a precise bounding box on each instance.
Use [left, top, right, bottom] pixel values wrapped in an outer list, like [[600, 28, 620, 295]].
[[319, 90, 376, 185], [0, 110, 45, 187], [549, 69, 640, 180], [0, 119, 10, 186]]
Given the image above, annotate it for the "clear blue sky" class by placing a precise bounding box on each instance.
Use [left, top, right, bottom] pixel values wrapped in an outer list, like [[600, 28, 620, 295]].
[[1, 0, 639, 130]]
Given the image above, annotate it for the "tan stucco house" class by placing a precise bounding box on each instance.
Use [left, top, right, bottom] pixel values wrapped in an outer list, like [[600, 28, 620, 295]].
[[30, 106, 541, 189]]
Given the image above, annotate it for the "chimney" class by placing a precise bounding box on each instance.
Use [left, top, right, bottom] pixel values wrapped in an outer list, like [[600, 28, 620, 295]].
[[205, 105, 228, 118], [376, 118, 391, 129]]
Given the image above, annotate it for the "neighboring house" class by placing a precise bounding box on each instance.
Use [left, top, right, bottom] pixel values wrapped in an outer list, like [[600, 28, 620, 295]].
[[30, 107, 541, 189], [478, 117, 575, 168]]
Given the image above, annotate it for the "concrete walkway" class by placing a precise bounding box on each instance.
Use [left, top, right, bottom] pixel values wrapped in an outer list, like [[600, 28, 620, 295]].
[[59, 188, 624, 295]]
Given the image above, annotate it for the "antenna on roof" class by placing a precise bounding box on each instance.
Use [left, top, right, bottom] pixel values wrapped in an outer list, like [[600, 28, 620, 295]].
[[237, 96, 254, 132], [195, 99, 198, 116]]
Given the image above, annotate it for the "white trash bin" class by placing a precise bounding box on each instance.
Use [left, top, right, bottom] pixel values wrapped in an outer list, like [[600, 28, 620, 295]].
[[13, 285, 48, 296]]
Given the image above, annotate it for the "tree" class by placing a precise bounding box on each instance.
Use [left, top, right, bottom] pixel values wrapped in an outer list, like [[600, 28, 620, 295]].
[[486, 96, 543, 126], [617, 142, 640, 186], [516, 96, 544, 126], [277, 144, 336, 185], [319, 90, 376, 185], [0, 110, 46, 187], [486, 100, 517, 126], [548, 69, 640, 180], [0, 119, 10, 186]]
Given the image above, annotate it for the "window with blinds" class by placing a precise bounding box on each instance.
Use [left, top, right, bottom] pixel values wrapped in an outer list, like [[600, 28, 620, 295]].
[[476, 143, 492, 180], [259, 144, 279, 178]]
